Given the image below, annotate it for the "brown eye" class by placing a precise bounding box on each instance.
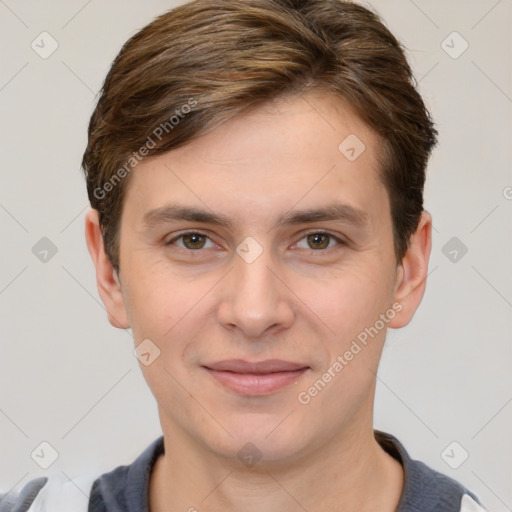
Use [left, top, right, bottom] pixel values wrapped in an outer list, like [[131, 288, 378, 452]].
[[294, 232, 343, 251], [306, 233, 331, 249], [167, 232, 214, 250], [181, 233, 207, 249]]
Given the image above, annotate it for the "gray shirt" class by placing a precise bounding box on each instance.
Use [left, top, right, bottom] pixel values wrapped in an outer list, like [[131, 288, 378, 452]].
[[0, 431, 486, 512]]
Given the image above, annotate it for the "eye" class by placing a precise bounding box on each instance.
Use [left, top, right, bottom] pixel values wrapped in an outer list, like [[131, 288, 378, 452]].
[[165, 230, 344, 253], [166, 232, 216, 250], [294, 231, 343, 250]]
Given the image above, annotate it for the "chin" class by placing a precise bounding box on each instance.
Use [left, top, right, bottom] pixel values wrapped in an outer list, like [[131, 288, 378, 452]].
[[203, 413, 311, 464]]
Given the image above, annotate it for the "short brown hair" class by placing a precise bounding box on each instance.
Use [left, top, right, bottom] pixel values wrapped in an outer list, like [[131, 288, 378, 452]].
[[82, 0, 437, 274]]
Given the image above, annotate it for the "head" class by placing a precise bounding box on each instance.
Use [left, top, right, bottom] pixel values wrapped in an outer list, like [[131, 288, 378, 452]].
[[84, 0, 436, 463]]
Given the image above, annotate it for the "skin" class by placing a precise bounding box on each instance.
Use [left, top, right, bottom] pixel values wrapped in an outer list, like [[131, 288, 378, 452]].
[[85, 92, 432, 511]]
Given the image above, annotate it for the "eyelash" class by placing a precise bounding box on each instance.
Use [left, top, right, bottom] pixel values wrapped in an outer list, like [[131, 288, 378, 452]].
[[165, 230, 346, 253]]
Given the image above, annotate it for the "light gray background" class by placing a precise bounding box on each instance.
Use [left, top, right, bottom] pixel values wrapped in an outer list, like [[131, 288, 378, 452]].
[[1, 0, 511, 510]]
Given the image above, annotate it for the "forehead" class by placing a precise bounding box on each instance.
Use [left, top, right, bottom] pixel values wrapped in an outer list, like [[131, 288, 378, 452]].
[[123, 92, 388, 228], [173, 92, 380, 166]]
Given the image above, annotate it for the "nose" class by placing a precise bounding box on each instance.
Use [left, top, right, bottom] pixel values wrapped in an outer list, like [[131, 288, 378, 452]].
[[216, 245, 295, 339]]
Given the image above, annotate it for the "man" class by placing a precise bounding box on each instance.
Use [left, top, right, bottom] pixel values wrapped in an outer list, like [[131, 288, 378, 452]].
[[0, 0, 487, 510]]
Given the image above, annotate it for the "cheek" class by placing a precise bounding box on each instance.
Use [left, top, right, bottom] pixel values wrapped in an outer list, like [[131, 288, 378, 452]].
[[124, 270, 207, 404], [296, 267, 393, 420], [122, 258, 225, 367], [121, 258, 189, 342], [296, 258, 395, 343]]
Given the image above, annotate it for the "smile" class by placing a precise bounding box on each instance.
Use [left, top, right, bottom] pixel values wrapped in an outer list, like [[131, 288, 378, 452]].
[[202, 359, 310, 396]]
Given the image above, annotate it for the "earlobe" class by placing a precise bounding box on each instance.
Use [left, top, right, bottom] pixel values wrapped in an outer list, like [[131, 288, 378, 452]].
[[84, 208, 130, 329], [388, 210, 432, 329]]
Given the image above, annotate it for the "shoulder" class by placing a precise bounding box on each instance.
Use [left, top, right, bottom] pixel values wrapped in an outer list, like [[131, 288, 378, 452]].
[[405, 457, 487, 512], [375, 431, 487, 512], [0, 472, 98, 512], [0, 437, 163, 512], [0, 477, 47, 512], [0, 436, 165, 512], [88, 435, 164, 511]]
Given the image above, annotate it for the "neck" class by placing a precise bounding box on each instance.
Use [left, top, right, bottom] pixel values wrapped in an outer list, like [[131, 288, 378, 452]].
[[149, 411, 404, 511]]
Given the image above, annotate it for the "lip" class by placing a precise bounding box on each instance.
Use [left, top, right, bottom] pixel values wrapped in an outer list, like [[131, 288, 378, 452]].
[[202, 359, 309, 396]]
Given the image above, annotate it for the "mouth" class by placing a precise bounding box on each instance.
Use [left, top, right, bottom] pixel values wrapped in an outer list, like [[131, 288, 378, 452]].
[[201, 359, 310, 396]]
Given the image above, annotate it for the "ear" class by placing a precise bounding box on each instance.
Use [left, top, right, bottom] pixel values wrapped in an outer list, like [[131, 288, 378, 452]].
[[84, 208, 130, 329], [388, 210, 432, 328]]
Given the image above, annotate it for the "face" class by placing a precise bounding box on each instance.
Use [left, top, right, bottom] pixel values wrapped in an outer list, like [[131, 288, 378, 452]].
[[90, 92, 429, 464]]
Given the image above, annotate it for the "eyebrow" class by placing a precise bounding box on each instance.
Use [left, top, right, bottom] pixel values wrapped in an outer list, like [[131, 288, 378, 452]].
[[141, 202, 370, 231]]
